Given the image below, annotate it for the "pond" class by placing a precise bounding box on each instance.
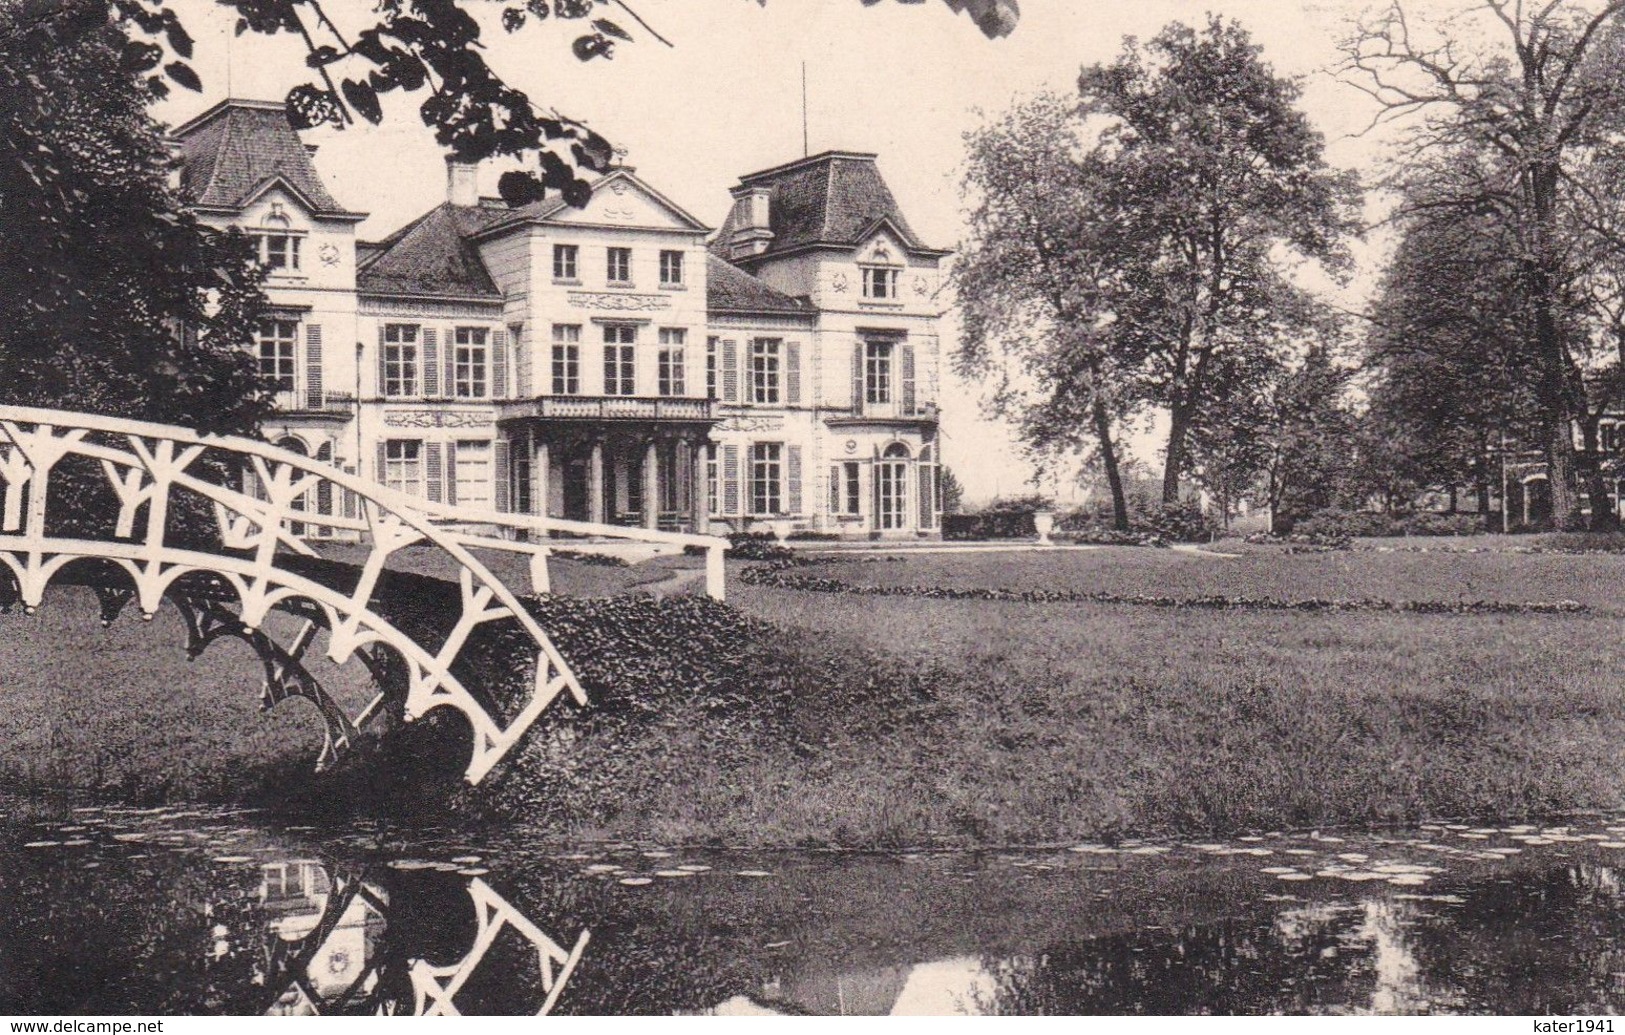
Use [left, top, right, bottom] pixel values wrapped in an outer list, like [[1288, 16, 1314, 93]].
[[3, 799, 1625, 1015]]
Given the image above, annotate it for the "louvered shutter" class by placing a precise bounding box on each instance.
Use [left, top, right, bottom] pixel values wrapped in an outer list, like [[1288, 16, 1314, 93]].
[[422, 328, 440, 397], [493, 329, 509, 399], [852, 343, 865, 414], [376, 326, 389, 398], [494, 439, 511, 513], [721, 339, 739, 402], [445, 444, 458, 506], [918, 444, 935, 529], [722, 444, 740, 515], [242, 463, 260, 502], [515, 327, 531, 398], [305, 325, 324, 410], [375, 442, 388, 490], [901, 343, 917, 415], [787, 445, 802, 514], [443, 329, 456, 398], [829, 464, 840, 514], [786, 342, 801, 405], [341, 464, 357, 520], [426, 442, 444, 503]]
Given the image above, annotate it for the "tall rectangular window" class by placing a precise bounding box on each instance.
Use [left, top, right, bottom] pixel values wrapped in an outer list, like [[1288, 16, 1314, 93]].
[[551, 324, 581, 395], [865, 340, 893, 404], [843, 461, 861, 514], [258, 319, 298, 392], [603, 324, 636, 395], [861, 266, 899, 299], [256, 234, 302, 271], [659, 250, 684, 287], [384, 439, 423, 497], [750, 338, 781, 404], [552, 244, 578, 281], [658, 328, 686, 396], [606, 247, 632, 284], [706, 336, 718, 400], [750, 442, 783, 516], [454, 326, 489, 399], [383, 324, 419, 398]]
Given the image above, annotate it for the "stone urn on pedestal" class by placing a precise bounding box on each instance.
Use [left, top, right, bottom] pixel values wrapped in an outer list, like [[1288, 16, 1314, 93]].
[[1033, 511, 1055, 546], [771, 519, 794, 544]]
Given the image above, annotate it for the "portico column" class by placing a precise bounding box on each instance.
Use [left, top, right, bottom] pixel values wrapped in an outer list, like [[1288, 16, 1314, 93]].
[[589, 437, 606, 526], [689, 434, 710, 535], [534, 436, 550, 526], [643, 438, 660, 530]]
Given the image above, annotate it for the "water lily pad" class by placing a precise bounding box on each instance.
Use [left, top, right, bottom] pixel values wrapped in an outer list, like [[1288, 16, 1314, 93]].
[[583, 864, 623, 874], [1597, 842, 1625, 849], [654, 869, 695, 878], [457, 867, 489, 876], [642, 850, 675, 859], [618, 877, 653, 886], [1456, 833, 1489, 840], [1069, 844, 1117, 854], [60, 839, 91, 847], [210, 856, 253, 864], [735, 870, 773, 878], [1239, 848, 1273, 856], [1283, 849, 1318, 856], [1276, 873, 1314, 881], [764, 941, 791, 949], [1386, 874, 1432, 886], [1334, 871, 1385, 882], [1336, 853, 1370, 862], [1260, 866, 1300, 875], [675, 864, 713, 872], [452, 855, 482, 864], [1129, 846, 1170, 856]]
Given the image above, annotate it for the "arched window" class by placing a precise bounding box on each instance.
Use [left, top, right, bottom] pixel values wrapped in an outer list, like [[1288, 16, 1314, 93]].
[[883, 442, 911, 459]]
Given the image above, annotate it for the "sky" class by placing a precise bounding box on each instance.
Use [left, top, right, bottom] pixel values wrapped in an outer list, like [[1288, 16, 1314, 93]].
[[157, 0, 1481, 504]]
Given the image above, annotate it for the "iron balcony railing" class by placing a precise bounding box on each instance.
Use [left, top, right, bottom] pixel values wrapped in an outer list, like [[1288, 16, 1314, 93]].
[[498, 396, 716, 422]]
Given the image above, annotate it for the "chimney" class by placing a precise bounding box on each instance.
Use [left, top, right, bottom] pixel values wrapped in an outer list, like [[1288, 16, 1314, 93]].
[[728, 185, 774, 260], [446, 157, 479, 207]]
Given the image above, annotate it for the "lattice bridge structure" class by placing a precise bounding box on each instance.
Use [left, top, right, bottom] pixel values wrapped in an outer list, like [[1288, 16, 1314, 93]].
[[0, 405, 730, 783]]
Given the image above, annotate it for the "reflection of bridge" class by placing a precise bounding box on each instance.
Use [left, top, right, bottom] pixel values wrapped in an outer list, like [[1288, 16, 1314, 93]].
[[0, 405, 729, 782], [260, 861, 588, 1016]]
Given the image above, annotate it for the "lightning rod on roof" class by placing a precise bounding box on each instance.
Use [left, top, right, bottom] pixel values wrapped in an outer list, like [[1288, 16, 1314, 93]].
[[801, 61, 809, 158]]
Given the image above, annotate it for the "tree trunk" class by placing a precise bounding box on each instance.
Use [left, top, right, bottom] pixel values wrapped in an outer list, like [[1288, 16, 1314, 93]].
[[1528, 165, 1585, 531], [1162, 403, 1189, 506], [1580, 418, 1618, 531], [1091, 395, 1130, 531]]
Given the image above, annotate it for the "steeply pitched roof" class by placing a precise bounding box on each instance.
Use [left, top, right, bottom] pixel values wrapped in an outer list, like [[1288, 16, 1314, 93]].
[[706, 255, 812, 315], [173, 100, 360, 218], [356, 203, 508, 300], [713, 151, 945, 261]]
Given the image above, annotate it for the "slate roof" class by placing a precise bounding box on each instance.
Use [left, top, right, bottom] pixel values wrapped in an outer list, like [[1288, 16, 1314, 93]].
[[706, 255, 812, 316], [356, 203, 510, 300], [173, 100, 359, 218], [712, 151, 945, 261]]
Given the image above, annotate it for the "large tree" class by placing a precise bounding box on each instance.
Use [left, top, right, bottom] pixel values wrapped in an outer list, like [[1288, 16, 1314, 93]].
[[1340, 0, 1625, 530], [1083, 17, 1361, 505], [0, 0, 269, 434], [956, 92, 1136, 530]]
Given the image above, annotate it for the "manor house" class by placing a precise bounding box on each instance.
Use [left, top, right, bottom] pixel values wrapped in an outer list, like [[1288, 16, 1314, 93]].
[[173, 99, 947, 538]]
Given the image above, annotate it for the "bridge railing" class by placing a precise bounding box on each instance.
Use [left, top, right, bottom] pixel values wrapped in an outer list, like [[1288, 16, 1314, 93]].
[[0, 404, 729, 783]]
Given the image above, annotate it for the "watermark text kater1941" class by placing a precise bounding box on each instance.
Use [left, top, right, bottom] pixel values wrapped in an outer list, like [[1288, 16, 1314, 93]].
[[1534, 1020, 1614, 1033]]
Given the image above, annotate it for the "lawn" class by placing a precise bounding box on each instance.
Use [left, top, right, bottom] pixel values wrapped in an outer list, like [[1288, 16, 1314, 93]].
[[6, 541, 1625, 848]]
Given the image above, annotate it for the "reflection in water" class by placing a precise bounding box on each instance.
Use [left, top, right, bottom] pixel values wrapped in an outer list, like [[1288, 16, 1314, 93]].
[[16, 808, 1625, 1015], [253, 861, 588, 1016]]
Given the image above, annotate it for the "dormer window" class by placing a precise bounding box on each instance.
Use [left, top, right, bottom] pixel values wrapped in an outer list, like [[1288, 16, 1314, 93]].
[[607, 247, 632, 285], [861, 266, 899, 300], [255, 210, 302, 271], [659, 250, 684, 287]]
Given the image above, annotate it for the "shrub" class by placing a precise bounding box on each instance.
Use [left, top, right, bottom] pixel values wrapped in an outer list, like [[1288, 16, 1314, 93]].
[[727, 531, 794, 562], [1139, 501, 1212, 544], [942, 512, 1037, 541]]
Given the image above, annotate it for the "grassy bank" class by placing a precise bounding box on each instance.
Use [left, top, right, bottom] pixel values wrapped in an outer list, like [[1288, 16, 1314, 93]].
[[5, 540, 1625, 846]]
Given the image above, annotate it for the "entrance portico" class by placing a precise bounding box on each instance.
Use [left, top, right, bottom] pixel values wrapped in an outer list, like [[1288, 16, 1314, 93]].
[[499, 398, 716, 533]]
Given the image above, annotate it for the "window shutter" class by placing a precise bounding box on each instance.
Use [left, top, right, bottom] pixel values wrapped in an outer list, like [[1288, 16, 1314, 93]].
[[852, 343, 864, 414], [786, 342, 801, 405], [305, 324, 324, 410], [375, 442, 387, 489], [721, 339, 739, 403], [376, 326, 388, 398], [901, 343, 917, 415], [422, 328, 440, 398], [242, 463, 260, 502], [829, 464, 840, 514], [445, 444, 458, 507], [722, 444, 740, 515], [918, 446, 935, 529], [426, 442, 444, 503], [787, 444, 802, 514], [341, 464, 357, 520], [443, 329, 456, 398], [515, 328, 531, 398], [494, 439, 511, 513], [493, 329, 509, 399]]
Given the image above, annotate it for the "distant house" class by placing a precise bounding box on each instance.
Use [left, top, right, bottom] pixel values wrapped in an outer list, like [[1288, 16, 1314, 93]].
[[173, 100, 947, 538]]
